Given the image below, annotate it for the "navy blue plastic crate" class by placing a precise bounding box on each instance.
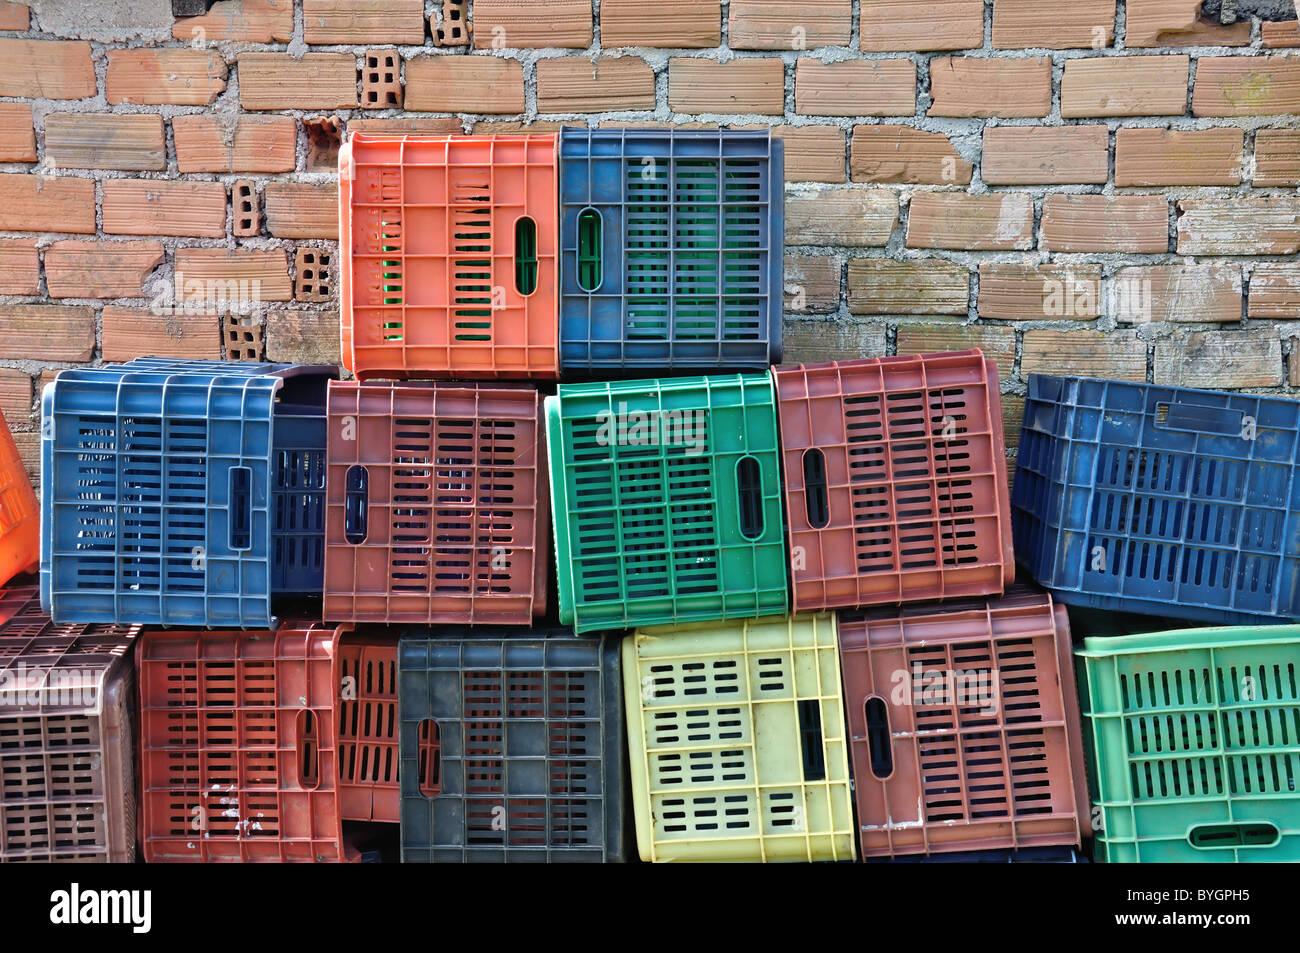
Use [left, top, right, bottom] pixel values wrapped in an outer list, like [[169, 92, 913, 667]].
[[558, 128, 783, 376], [1012, 374, 1300, 625], [398, 630, 628, 863], [40, 358, 335, 628]]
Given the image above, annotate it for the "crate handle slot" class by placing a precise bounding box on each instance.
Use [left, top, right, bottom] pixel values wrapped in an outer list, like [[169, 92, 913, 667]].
[[736, 455, 765, 540], [865, 696, 893, 779], [229, 466, 252, 550], [801, 449, 830, 528], [1155, 401, 1245, 438], [796, 699, 827, 782], [345, 465, 368, 544], [577, 207, 602, 292], [417, 718, 441, 797], [296, 709, 320, 790], [514, 216, 538, 296], [1188, 822, 1279, 850]]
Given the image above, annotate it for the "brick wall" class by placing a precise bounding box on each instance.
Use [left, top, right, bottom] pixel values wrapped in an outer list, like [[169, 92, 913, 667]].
[[1, 0, 1299, 486]]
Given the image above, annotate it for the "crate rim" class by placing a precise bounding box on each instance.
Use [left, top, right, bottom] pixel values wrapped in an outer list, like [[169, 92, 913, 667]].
[[1080, 624, 1300, 656]]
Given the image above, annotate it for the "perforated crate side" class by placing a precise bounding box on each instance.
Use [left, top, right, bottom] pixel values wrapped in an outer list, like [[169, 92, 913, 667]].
[[837, 589, 1090, 859], [557, 128, 783, 376], [623, 614, 856, 863], [323, 380, 549, 624], [0, 586, 140, 862], [774, 350, 1014, 613], [397, 630, 628, 863], [0, 409, 39, 589], [336, 637, 400, 824], [1078, 624, 1300, 863], [1012, 374, 1300, 625], [546, 374, 789, 634], [340, 134, 560, 381]]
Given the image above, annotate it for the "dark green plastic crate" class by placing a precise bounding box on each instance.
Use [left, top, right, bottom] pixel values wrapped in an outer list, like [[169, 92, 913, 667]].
[[546, 374, 788, 634]]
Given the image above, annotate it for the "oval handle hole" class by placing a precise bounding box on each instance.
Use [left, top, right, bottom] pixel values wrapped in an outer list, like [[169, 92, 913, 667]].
[[345, 465, 368, 544], [296, 709, 319, 789], [1188, 822, 1279, 849], [577, 207, 602, 292], [514, 216, 538, 295], [865, 696, 892, 779], [802, 449, 829, 529], [418, 718, 441, 797], [229, 466, 252, 550], [736, 455, 764, 540]]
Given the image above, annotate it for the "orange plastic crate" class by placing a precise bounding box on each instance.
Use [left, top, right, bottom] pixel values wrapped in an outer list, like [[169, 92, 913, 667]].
[[340, 133, 560, 380], [0, 409, 38, 588]]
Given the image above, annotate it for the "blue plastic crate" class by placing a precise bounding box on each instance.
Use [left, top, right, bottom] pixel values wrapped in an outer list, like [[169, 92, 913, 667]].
[[41, 358, 335, 627], [1012, 374, 1300, 624], [558, 128, 783, 376]]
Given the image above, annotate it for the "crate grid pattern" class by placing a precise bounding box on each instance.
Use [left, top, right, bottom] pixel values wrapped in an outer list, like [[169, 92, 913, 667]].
[[342, 134, 560, 380], [324, 381, 548, 624], [774, 350, 1013, 613], [1013, 375, 1300, 625], [337, 640, 400, 823], [0, 586, 140, 863], [838, 590, 1089, 858], [0, 408, 39, 589], [547, 374, 788, 634], [1078, 625, 1300, 863], [558, 128, 783, 374], [623, 614, 855, 862], [398, 633, 626, 863]]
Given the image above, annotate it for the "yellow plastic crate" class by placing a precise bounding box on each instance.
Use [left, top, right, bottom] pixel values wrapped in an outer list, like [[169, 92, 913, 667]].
[[623, 614, 856, 863]]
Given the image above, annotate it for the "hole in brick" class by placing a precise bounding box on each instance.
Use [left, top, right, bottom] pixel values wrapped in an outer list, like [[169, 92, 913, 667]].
[[225, 313, 264, 361], [305, 117, 343, 172], [361, 51, 403, 109], [295, 248, 333, 302], [435, 0, 470, 46]]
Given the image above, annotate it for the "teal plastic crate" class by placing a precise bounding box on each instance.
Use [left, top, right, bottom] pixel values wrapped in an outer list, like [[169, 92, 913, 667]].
[[1078, 625, 1300, 863], [546, 373, 788, 633]]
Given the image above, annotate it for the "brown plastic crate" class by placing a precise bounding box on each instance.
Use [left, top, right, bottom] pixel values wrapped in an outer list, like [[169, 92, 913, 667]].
[[0, 585, 141, 862], [136, 623, 398, 863], [323, 380, 549, 624], [773, 350, 1014, 612], [838, 588, 1090, 858]]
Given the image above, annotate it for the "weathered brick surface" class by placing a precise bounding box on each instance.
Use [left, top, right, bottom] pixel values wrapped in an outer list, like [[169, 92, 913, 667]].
[[1193, 57, 1300, 117], [860, 0, 983, 52], [537, 58, 655, 113], [929, 57, 1051, 118], [981, 126, 1109, 185], [1177, 197, 1300, 256], [1155, 329, 1280, 389], [784, 319, 887, 362], [238, 53, 358, 110], [1061, 56, 1190, 118], [796, 59, 916, 116], [1255, 130, 1300, 187], [0, 368, 32, 429], [101, 308, 223, 362], [406, 56, 524, 114], [1249, 263, 1300, 319], [0, 174, 95, 234], [175, 248, 293, 303], [851, 126, 971, 184], [472, 0, 592, 49], [848, 259, 969, 315], [1041, 195, 1170, 253], [45, 241, 165, 299], [602, 0, 720, 47], [302, 0, 425, 43], [906, 193, 1035, 251], [103, 180, 227, 238], [0, 2, 29, 31], [1263, 20, 1300, 48], [978, 264, 1102, 321], [0, 305, 94, 362], [0, 39, 95, 99], [172, 0, 293, 43], [173, 115, 297, 173], [992, 0, 1115, 49], [45, 114, 166, 171], [897, 324, 1016, 380], [1115, 128, 1244, 186], [786, 189, 899, 246], [1126, 0, 1250, 48], [266, 310, 343, 365], [671, 58, 786, 115], [774, 126, 847, 183], [1021, 330, 1146, 381], [785, 255, 840, 314], [730, 1, 851, 50], [1113, 264, 1243, 324], [0, 240, 39, 295], [265, 183, 338, 239], [0, 103, 35, 162], [106, 50, 227, 105]]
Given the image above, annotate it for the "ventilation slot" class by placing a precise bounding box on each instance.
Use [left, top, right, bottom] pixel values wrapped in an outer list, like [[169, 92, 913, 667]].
[[736, 456, 764, 540], [229, 466, 252, 550], [515, 216, 538, 295], [866, 696, 893, 779], [345, 465, 368, 544], [1189, 821, 1279, 849], [577, 207, 602, 292], [802, 449, 829, 528]]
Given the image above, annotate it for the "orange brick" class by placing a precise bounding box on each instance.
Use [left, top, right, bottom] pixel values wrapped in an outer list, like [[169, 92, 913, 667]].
[[1263, 20, 1300, 49], [0, 174, 94, 234], [850, 125, 971, 185], [0, 2, 29, 30], [772, 126, 846, 183], [238, 53, 358, 110], [1249, 263, 1300, 319], [1154, 329, 1279, 390], [0, 39, 95, 99], [303, 0, 425, 43], [670, 58, 785, 115], [406, 56, 524, 113], [477, 120, 578, 133], [905, 193, 1035, 251], [350, 117, 465, 136], [729, 1, 851, 50], [45, 240, 165, 299], [1177, 197, 1300, 256], [785, 254, 840, 313], [992, 0, 1115, 49], [101, 308, 223, 363], [1021, 330, 1146, 381], [294, 247, 333, 303], [537, 57, 655, 113], [982, 126, 1109, 185], [1126, 0, 1250, 48], [174, 248, 293, 303], [898, 325, 1016, 381], [1061, 55, 1189, 117], [602, 0, 719, 46], [173, 115, 297, 174], [102, 180, 227, 239], [172, 0, 293, 43], [860, 0, 983, 52], [0, 240, 38, 295], [361, 49, 403, 109], [233, 180, 259, 237], [1255, 130, 1300, 187], [473, 0, 591, 48], [265, 182, 338, 239], [0, 305, 94, 362], [1041, 195, 1169, 253], [928, 57, 1051, 118], [45, 113, 166, 171], [1193, 57, 1300, 118], [848, 259, 969, 315], [1115, 128, 1243, 186], [0, 369, 32, 430], [978, 264, 1102, 320], [106, 50, 227, 106], [1113, 264, 1242, 324], [786, 188, 899, 246], [794, 59, 915, 117], [0, 103, 34, 162]]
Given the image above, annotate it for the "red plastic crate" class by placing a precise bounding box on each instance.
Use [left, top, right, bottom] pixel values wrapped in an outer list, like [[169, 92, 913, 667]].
[[0, 586, 140, 862], [136, 623, 398, 863], [837, 589, 1090, 858], [0, 409, 39, 588], [340, 133, 560, 380], [323, 380, 549, 624], [773, 350, 1014, 612]]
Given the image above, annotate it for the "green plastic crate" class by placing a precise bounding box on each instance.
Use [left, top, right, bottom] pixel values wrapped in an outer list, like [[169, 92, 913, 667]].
[[546, 373, 788, 634], [1078, 625, 1300, 863]]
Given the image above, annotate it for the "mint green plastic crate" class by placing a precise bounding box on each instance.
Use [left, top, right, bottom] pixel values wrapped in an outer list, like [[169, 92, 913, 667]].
[[1078, 625, 1300, 863], [546, 373, 788, 634]]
